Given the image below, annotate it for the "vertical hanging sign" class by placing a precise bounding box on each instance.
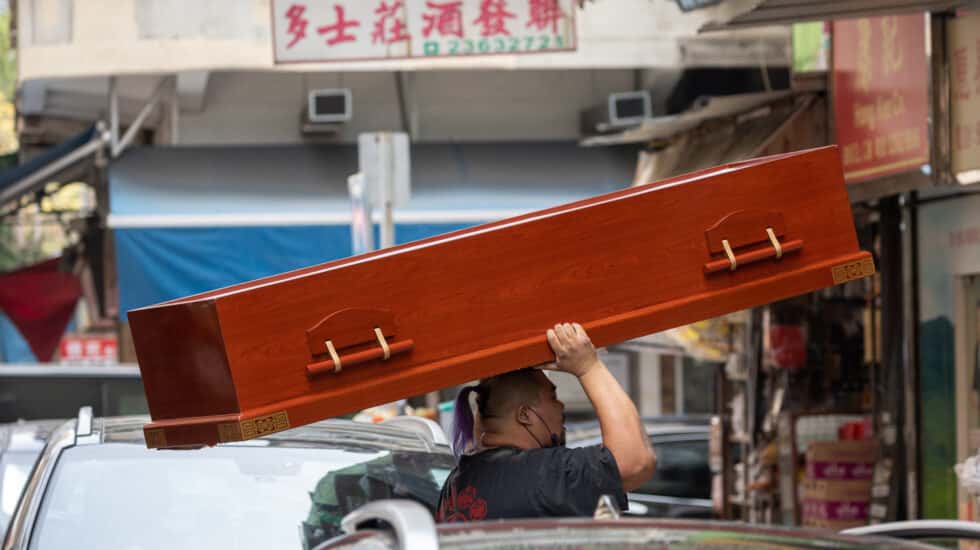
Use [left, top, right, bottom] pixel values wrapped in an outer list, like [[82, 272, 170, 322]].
[[832, 14, 930, 183], [949, 13, 980, 184]]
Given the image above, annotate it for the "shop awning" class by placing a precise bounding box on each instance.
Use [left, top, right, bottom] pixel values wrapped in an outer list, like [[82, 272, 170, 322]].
[[0, 125, 108, 210], [108, 143, 637, 316], [701, 0, 974, 31]]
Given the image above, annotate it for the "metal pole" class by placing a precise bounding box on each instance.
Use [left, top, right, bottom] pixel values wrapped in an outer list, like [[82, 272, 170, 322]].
[[381, 202, 394, 249], [878, 196, 906, 522], [902, 192, 920, 520], [380, 134, 396, 249], [108, 76, 119, 152], [170, 75, 180, 145], [348, 173, 375, 255], [113, 77, 169, 157], [929, 12, 952, 186]]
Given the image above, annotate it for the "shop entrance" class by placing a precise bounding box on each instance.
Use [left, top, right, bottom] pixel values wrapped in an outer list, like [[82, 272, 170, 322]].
[[956, 274, 980, 512]]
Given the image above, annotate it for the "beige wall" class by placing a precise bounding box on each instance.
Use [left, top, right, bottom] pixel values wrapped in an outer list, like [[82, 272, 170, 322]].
[[175, 69, 637, 144], [17, 0, 790, 80]]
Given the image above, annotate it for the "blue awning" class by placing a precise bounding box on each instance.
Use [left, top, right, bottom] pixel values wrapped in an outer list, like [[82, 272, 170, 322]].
[[108, 143, 636, 316]]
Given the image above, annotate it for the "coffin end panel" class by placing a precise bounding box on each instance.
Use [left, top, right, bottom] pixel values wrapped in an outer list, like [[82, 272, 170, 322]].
[[130, 300, 240, 422], [142, 410, 288, 449]]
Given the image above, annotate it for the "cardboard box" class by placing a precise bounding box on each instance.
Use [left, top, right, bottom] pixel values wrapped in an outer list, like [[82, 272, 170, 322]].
[[806, 440, 877, 462], [802, 499, 869, 520], [801, 477, 871, 530], [806, 440, 878, 463], [805, 440, 876, 480], [801, 479, 872, 502]]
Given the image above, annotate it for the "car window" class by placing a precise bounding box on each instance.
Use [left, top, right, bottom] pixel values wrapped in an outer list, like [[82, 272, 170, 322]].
[[637, 439, 710, 499], [28, 442, 453, 550]]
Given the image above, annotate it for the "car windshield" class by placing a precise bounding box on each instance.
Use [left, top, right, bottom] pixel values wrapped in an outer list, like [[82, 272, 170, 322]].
[[27, 442, 453, 550]]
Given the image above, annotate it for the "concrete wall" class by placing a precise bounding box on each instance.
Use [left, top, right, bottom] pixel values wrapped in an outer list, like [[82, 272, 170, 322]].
[[176, 69, 636, 144], [16, 0, 790, 80]]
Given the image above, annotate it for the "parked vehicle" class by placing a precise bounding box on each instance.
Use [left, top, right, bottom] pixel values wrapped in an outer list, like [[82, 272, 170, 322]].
[[566, 416, 712, 518], [0, 420, 63, 539], [315, 499, 952, 550], [2, 408, 453, 550]]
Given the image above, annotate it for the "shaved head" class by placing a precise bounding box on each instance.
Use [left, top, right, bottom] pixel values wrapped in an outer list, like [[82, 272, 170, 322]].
[[477, 369, 548, 419], [452, 368, 565, 455]]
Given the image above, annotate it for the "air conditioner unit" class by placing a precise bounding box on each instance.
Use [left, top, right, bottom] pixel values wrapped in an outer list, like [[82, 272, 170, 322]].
[[301, 88, 352, 134], [581, 90, 652, 134], [308, 88, 352, 122]]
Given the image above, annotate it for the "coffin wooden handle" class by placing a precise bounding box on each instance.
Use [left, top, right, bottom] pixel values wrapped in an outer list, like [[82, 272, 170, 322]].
[[704, 210, 803, 275], [307, 333, 414, 377], [704, 228, 803, 275], [305, 308, 413, 377]]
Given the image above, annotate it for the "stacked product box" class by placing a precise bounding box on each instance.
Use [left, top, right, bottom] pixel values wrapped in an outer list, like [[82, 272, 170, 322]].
[[802, 440, 876, 530]]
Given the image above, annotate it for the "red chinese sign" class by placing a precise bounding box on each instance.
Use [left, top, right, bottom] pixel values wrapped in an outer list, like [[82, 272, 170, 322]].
[[272, 0, 576, 64], [832, 14, 929, 183], [59, 334, 118, 365], [949, 13, 980, 178]]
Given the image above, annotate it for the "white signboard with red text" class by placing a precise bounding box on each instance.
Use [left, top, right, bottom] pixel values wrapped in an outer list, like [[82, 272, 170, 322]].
[[59, 334, 118, 365], [272, 0, 577, 64]]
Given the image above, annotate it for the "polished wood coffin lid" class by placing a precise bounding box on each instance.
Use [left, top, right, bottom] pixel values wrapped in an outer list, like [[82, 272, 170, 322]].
[[130, 146, 874, 449]]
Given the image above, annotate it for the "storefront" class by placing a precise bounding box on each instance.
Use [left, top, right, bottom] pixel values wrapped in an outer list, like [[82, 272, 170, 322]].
[[917, 190, 980, 519], [708, 6, 980, 528]]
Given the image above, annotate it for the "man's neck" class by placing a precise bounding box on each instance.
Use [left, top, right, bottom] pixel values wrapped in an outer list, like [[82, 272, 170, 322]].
[[480, 429, 536, 451]]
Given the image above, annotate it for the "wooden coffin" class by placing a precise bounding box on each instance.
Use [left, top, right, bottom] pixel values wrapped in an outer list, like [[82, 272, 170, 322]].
[[131, 146, 874, 449]]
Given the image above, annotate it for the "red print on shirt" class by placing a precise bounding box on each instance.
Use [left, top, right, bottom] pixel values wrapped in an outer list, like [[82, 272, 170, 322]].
[[438, 485, 488, 522]]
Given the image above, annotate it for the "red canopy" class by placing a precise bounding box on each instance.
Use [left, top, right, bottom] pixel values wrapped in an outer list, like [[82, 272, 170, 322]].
[[0, 258, 81, 361]]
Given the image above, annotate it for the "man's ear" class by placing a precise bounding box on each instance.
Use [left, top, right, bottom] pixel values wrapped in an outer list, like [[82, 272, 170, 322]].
[[515, 404, 533, 426]]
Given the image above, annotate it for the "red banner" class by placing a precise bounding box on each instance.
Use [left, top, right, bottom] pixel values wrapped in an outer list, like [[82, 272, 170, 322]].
[[0, 258, 81, 362], [832, 14, 930, 183]]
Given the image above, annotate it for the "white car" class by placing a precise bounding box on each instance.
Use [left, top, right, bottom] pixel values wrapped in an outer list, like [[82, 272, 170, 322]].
[[2, 408, 453, 550]]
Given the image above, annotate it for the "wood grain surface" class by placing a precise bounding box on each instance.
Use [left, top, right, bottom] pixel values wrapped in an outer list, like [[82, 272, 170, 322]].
[[130, 145, 874, 448]]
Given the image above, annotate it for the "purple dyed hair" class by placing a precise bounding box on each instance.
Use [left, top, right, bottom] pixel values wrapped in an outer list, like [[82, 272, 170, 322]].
[[451, 386, 478, 459], [450, 369, 542, 459]]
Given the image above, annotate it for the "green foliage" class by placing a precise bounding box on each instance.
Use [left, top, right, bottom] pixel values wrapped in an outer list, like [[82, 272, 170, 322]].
[[0, 10, 15, 102], [0, 8, 37, 274], [0, 222, 46, 272]]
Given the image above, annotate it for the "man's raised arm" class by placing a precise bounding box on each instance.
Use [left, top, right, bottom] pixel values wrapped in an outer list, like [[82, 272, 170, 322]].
[[547, 323, 656, 491]]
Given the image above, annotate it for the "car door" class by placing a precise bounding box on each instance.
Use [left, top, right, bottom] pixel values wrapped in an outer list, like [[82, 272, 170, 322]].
[[626, 434, 713, 518]]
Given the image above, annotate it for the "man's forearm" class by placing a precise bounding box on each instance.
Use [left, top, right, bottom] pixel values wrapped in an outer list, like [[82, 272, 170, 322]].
[[578, 361, 655, 489]]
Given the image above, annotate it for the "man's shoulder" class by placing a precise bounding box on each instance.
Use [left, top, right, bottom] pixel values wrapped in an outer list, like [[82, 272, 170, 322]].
[[494, 445, 613, 469], [461, 445, 610, 465]]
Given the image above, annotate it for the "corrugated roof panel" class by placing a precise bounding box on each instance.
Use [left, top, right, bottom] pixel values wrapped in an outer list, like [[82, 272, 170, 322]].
[[701, 0, 969, 31]]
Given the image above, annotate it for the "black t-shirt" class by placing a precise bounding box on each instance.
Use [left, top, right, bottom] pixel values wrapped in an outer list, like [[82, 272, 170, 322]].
[[436, 445, 627, 522]]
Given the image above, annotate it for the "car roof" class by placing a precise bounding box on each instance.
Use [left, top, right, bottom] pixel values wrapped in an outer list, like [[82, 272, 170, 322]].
[[73, 415, 451, 454], [0, 419, 66, 453], [432, 518, 938, 549], [325, 515, 939, 550], [565, 416, 709, 445]]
